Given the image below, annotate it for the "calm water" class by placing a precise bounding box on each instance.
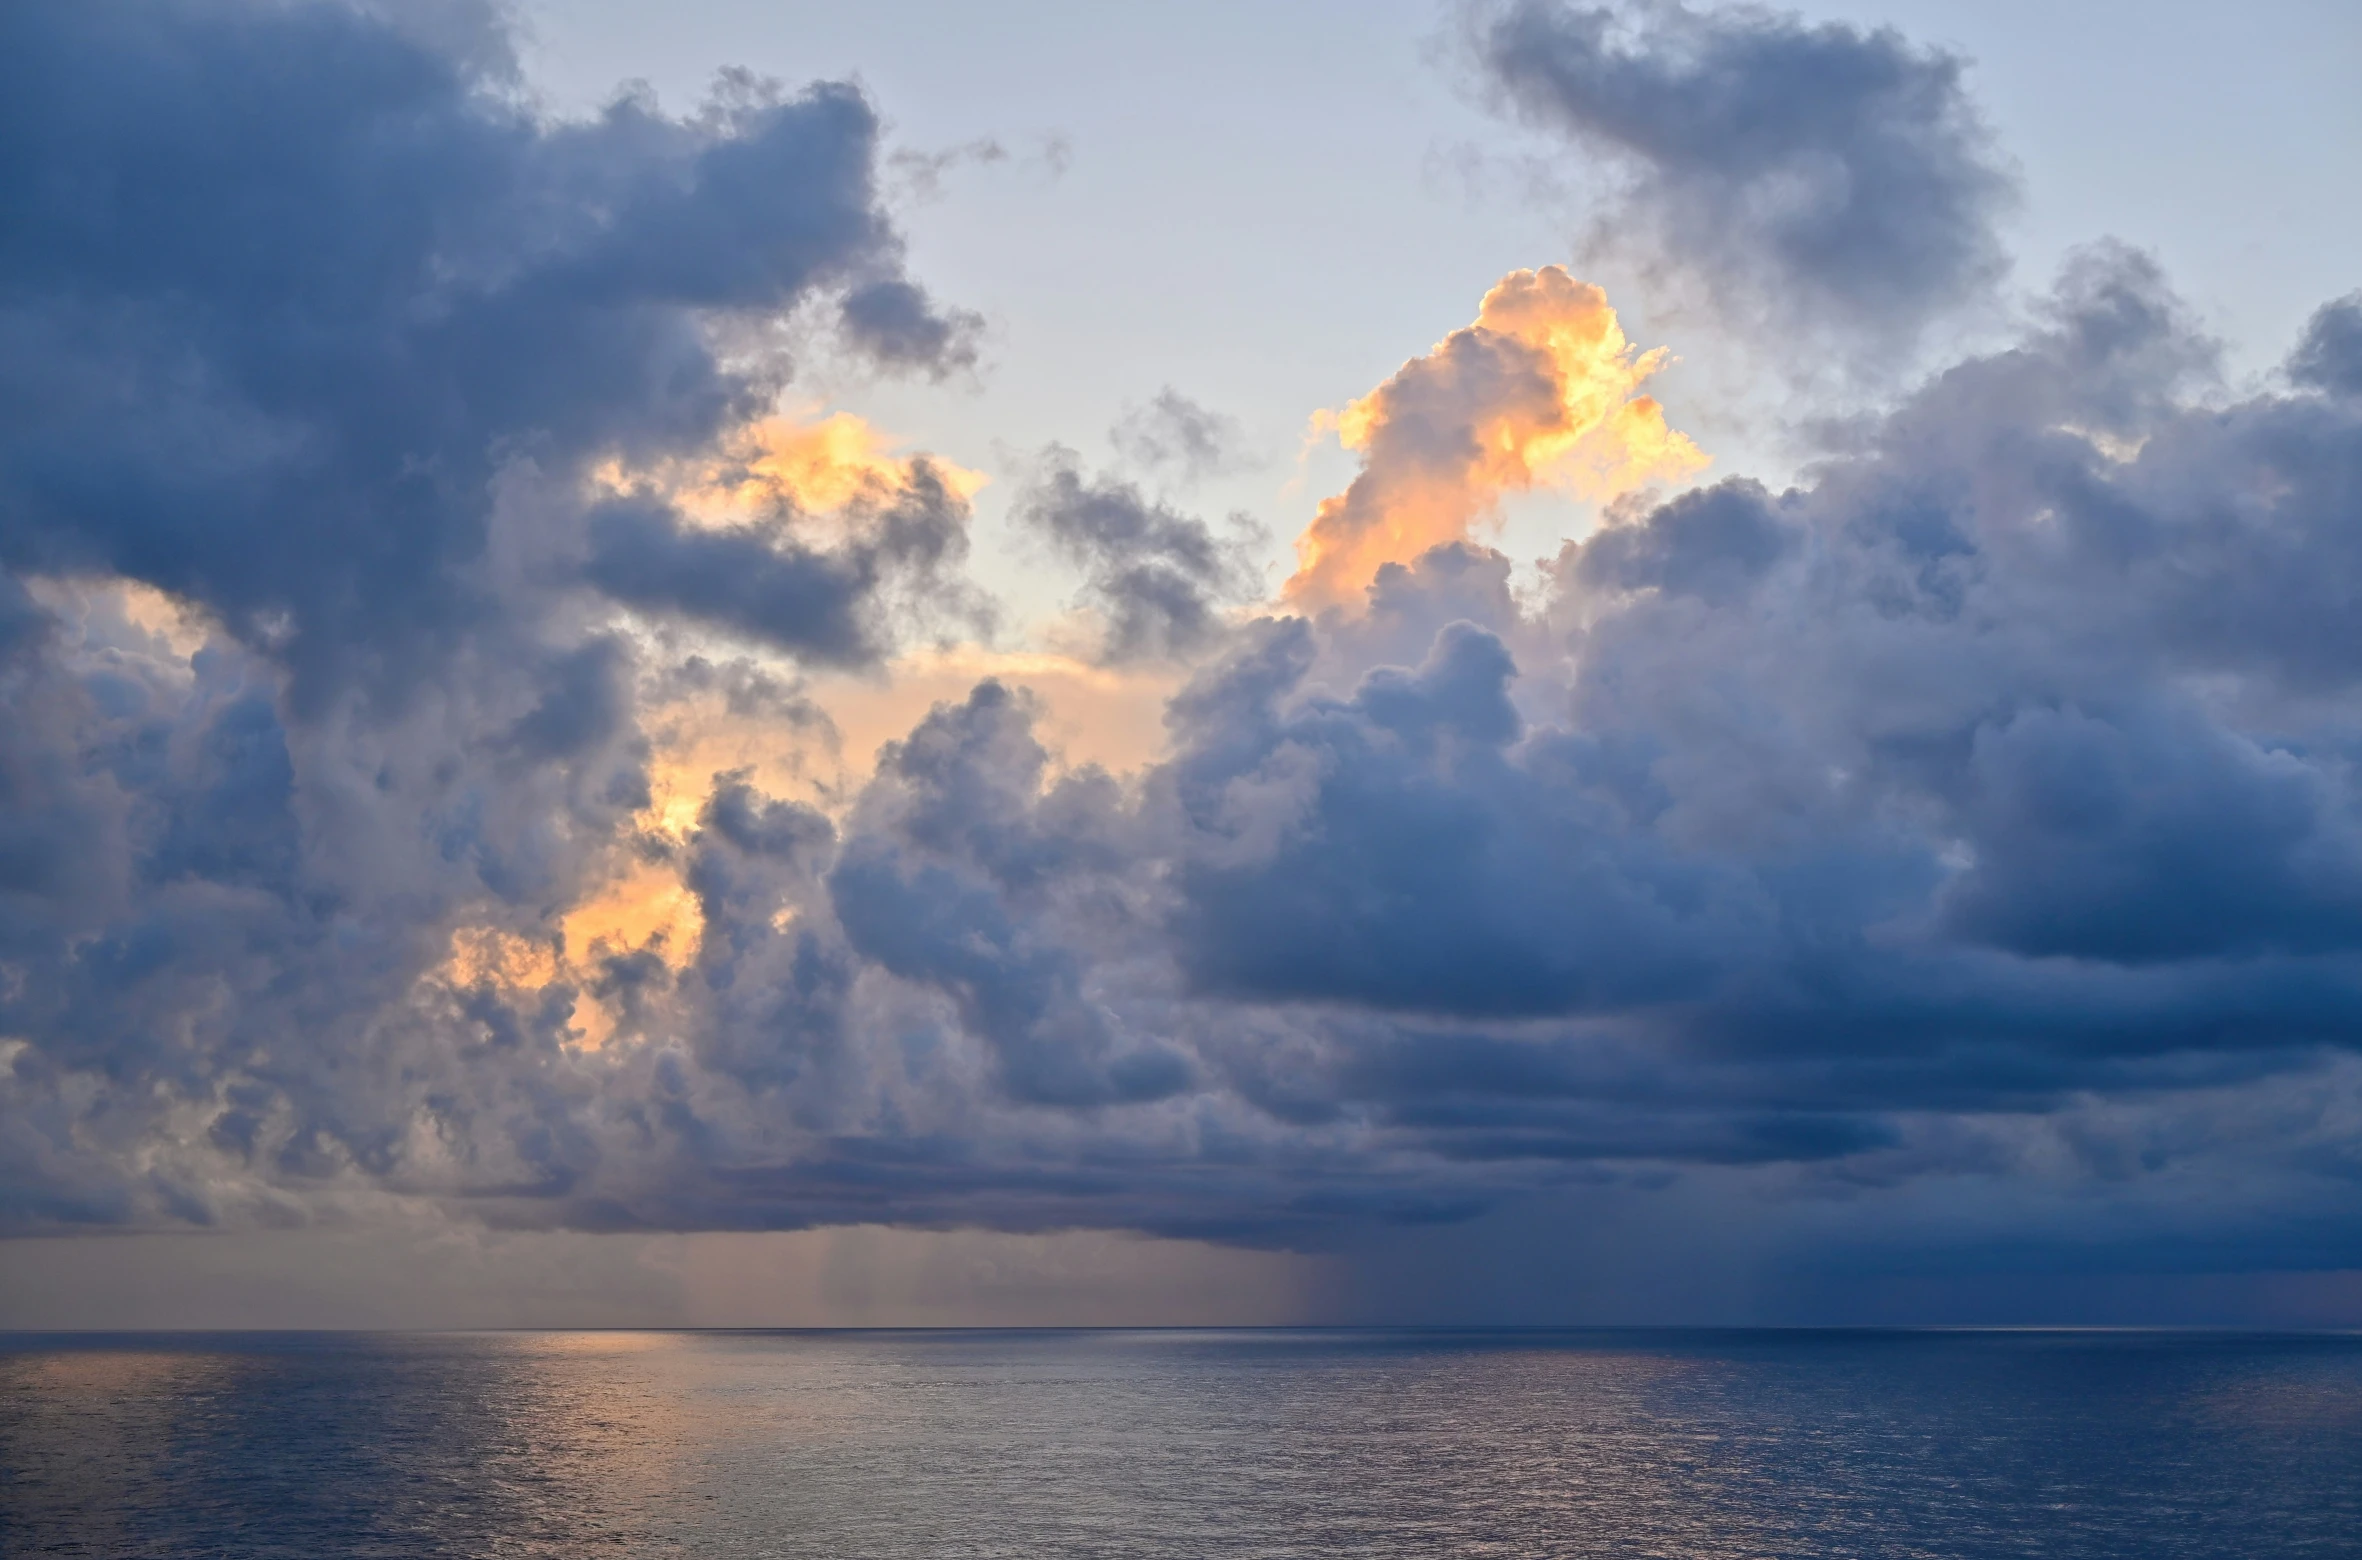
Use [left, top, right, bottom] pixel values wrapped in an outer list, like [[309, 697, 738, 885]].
[[3, 1329, 2359, 1557]]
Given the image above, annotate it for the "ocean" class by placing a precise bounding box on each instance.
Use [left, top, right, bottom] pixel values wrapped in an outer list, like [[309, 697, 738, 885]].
[[3, 1328, 2358, 1556]]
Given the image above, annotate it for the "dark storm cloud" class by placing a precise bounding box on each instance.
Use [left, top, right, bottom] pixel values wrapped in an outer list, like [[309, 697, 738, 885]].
[[1472, 0, 2013, 344], [0, 0, 962, 708], [828, 681, 1194, 1106], [1574, 479, 1795, 603], [1165, 617, 1747, 1015]]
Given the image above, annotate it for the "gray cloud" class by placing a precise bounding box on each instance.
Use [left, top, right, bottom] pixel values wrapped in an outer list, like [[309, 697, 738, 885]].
[[0, 0, 975, 1236], [11, 242, 2362, 1279], [1472, 0, 2015, 349], [2292, 293, 2362, 398], [840, 278, 982, 376], [0, 0, 965, 709], [585, 461, 973, 664], [1111, 389, 1249, 484], [1016, 451, 1260, 661]]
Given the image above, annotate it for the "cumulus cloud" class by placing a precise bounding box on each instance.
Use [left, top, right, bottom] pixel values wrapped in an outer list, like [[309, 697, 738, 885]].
[[7, 0, 2362, 1306], [0, 0, 968, 707], [751, 247, 2360, 1263], [0, 0, 978, 1234], [1471, 0, 2015, 352], [1288, 264, 1704, 605]]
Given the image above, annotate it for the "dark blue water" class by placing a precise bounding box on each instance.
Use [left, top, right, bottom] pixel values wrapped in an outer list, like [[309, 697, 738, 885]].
[[3, 1329, 2358, 1557]]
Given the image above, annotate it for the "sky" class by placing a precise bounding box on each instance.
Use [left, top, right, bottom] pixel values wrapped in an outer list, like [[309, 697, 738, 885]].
[[1, 0, 2360, 1328], [514, 0, 2362, 612]]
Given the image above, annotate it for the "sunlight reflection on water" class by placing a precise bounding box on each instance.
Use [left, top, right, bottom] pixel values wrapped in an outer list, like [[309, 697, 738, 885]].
[[3, 1329, 2358, 1557]]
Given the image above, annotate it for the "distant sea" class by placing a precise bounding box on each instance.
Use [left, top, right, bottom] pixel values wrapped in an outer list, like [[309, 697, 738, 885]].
[[4, 1328, 2359, 1557]]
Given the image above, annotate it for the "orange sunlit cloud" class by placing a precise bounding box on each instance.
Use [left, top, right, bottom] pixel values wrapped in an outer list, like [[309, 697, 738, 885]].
[[1286, 266, 1707, 606], [594, 409, 987, 535], [562, 859, 702, 969], [812, 648, 1185, 781], [428, 640, 1174, 1052], [443, 927, 561, 992], [438, 861, 702, 1053]]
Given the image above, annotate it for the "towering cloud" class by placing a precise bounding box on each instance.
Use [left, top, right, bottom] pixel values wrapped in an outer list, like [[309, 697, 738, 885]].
[[1472, 0, 2015, 350], [1287, 265, 1704, 605]]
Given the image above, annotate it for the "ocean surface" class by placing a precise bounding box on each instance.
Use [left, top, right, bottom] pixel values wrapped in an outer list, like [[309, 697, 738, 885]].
[[3, 1328, 2359, 1557]]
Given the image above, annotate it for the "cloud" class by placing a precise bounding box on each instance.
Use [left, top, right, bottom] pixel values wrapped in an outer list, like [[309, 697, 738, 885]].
[[584, 458, 974, 664], [6, 0, 2362, 1317], [1287, 264, 1704, 606], [839, 278, 982, 376], [0, 0, 977, 1235], [827, 682, 1194, 1107], [1472, 0, 2015, 351], [1016, 451, 1261, 662], [2291, 293, 2362, 398], [0, 0, 968, 709], [1574, 477, 1793, 604], [1110, 389, 1249, 484], [1166, 617, 1748, 1016]]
